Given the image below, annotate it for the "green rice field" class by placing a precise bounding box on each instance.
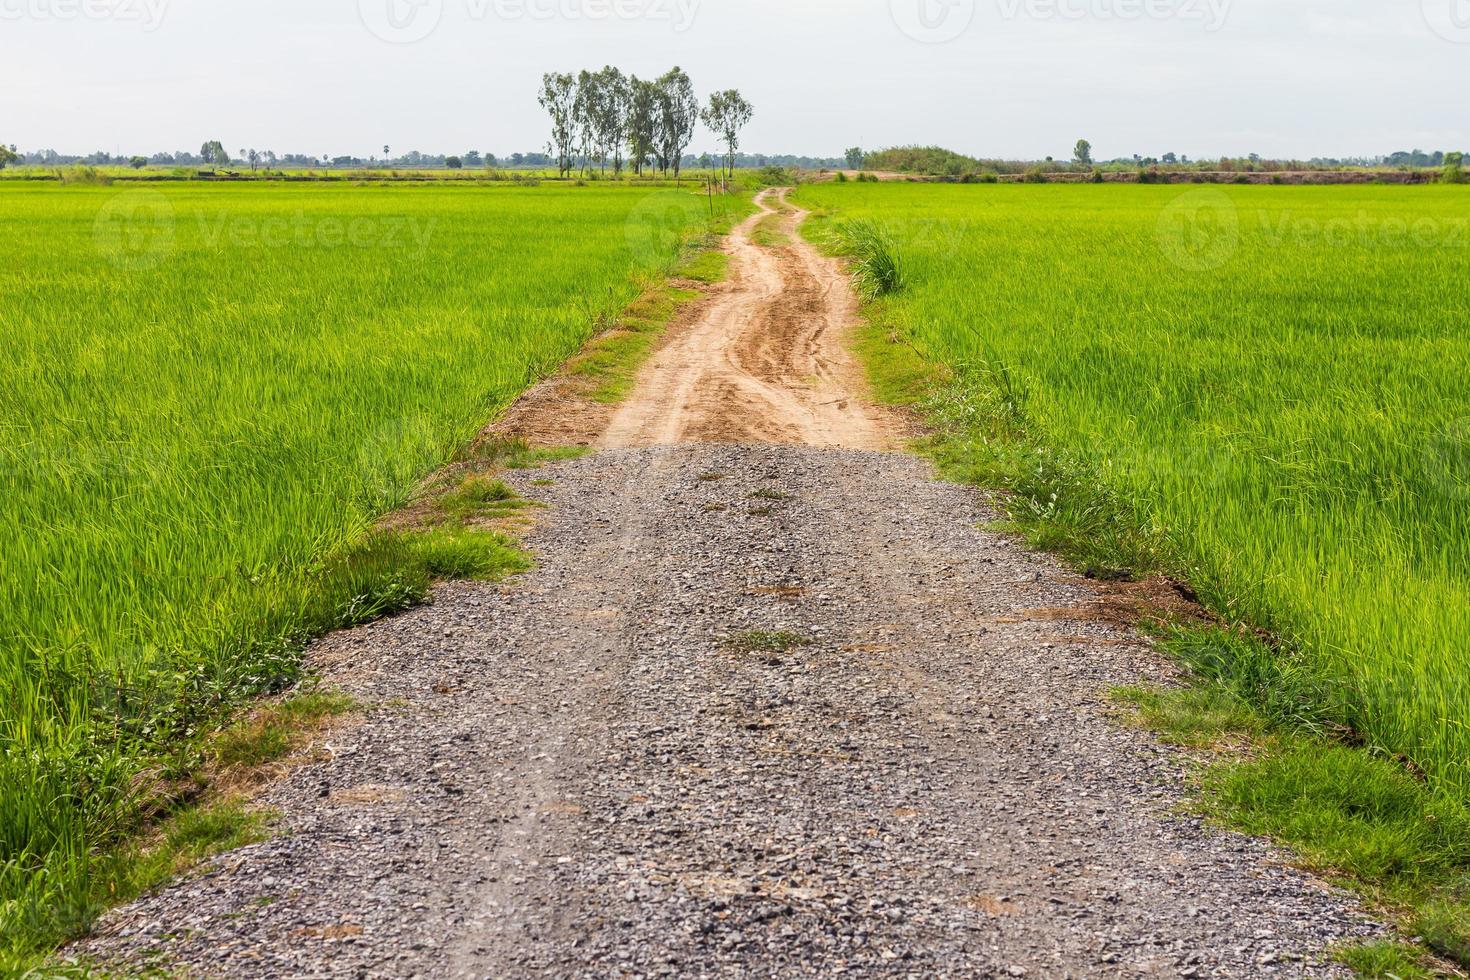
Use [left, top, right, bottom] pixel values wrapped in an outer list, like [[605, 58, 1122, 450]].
[[0, 180, 731, 955], [798, 182, 1470, 802]]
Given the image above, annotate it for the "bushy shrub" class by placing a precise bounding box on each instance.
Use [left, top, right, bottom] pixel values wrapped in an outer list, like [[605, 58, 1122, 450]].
[[1443, 152, 1465, 185]]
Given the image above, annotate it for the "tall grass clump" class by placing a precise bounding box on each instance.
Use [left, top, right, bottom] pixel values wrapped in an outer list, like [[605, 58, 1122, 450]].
[[830, 218, 905, 298], [0, 180, 739, 965]]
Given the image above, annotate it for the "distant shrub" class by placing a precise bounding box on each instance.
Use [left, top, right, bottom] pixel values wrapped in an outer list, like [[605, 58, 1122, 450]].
[[1443, 152, 1465, 184], [756, 165, 794, 186], [56, 166, 110, 185], [834, 171, 848, 183], [864, 145, 982, 177], [1091, 170, 1104, 184]]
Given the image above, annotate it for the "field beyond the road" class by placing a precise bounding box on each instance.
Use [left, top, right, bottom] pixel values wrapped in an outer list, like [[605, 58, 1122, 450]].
[[797, 182, 1470, 803], [0, 180, 729, 957]]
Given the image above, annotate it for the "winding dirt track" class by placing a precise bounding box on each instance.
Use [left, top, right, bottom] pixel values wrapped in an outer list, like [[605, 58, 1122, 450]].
[[600, 188, 899, 450], [70, 189, 1381, 978]]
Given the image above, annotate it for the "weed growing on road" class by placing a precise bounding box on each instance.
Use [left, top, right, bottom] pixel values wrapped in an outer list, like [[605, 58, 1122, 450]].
[[726, 630, 811, 654]]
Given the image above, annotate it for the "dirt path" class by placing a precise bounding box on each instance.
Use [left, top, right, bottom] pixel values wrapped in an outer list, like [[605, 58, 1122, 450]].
[[600, 188, 900, 450], [72, 194, 1379, 978]]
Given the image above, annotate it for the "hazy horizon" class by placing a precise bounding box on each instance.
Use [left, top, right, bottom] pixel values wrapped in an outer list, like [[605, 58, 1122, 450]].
[[5, 0, 1469, 161]]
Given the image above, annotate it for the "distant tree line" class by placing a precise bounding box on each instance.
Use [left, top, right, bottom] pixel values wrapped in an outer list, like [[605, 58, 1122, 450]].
[[855, 144, 1470, 178], [538, 66, 753, 185], [0, 144, 848, 174]]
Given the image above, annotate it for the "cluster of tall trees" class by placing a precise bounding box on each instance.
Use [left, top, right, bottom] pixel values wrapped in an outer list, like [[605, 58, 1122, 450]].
[[539, 67, 752, 185]]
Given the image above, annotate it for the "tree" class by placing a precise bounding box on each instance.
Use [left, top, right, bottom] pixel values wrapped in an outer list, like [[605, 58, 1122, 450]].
[[1444, 151, 1465, 185], [655, 67, 700, 183], [572, 69, 599, 175], [1, 144, 21, 169], [626, 76, 660, 177], [199, 140, 228, 166], [129, 155, 148, 169], [845, 147, 865, 170], [596, 66, 631, 177], [1073, 139, 1092, 167], [539, 72, 578, 178], [446, 155, 463, 169], [247, 149, 261, 172], [702, 88, 753, 187]]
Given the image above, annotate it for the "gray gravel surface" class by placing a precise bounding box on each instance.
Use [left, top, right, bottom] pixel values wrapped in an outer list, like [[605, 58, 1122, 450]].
[[73, 446, 1379, 978]]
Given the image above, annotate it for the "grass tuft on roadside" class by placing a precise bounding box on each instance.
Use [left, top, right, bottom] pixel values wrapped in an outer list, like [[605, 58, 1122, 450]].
[[211, 690, 356, 772], [1114, 680, 1470, 974]]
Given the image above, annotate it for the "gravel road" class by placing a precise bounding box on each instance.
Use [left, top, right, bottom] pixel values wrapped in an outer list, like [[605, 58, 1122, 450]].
[[74, 445, 1378, 978], [71, 191, 1381, 978]]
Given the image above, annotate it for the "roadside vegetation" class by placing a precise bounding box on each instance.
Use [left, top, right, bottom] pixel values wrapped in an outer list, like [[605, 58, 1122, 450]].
[[798, 181, 1470, 972], [0, 179, 744, 968]]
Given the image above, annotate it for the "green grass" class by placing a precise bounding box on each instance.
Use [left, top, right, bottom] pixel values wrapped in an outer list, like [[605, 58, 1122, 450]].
[[0, 179, 744, 965], [211, 690, 356, 770], [725, 630, 811, 654], [1113, 678, 1470, 972], [1333, 941, 1441, 980], [796, 181, 1470, 806], [751, 212, 790, 248]]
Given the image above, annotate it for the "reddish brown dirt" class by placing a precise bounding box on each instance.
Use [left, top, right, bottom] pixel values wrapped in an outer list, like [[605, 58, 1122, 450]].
[[599, 188, 902, 450]]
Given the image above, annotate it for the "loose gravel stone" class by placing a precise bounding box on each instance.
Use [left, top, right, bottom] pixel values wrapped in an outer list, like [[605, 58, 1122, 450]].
[[70, 446, 1380, 978]]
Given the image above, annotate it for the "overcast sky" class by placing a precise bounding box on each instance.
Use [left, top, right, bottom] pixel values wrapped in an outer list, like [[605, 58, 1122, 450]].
[[4, 0, 1467, 160]]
